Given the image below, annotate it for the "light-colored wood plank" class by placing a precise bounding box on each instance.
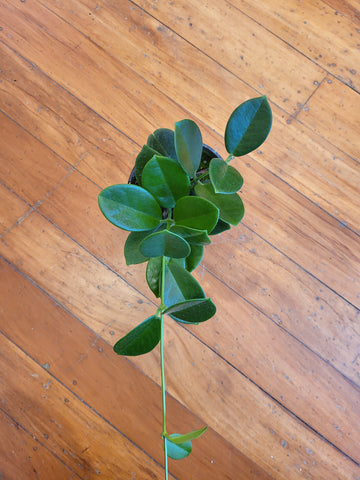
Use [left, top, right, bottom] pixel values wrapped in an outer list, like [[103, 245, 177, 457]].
[[0, 333, 165, 479], [0, 408, 80, 480], [0, 211, 153, 335], [0, 0, 187, 146], [0, 211, 359, 478], [0, 183, 30, 235], [297, 76, 360, 160], [0, 258, 273, 480], [36, 170, 360, 460], [249, 108, 360, 234], [134, 0, 325, 114], [0, 41, 136, 178], [0, 112, 69, 205], [322, 0, 360, 25], [228, 0, 360, 91]]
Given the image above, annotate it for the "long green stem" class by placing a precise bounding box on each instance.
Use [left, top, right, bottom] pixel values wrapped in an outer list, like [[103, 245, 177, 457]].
[[160, 255, 168, 480]]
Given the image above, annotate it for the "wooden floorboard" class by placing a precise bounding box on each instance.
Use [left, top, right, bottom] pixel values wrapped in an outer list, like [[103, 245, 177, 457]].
[[0, 0, 359, 478]]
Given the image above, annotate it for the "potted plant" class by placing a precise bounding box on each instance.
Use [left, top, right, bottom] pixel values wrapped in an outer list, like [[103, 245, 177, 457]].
[[98, 96, 272, 478]]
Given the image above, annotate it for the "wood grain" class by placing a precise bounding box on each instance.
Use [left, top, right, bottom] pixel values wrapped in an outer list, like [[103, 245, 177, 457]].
[[0, 408, 80, 480], [0, 333, 166, 480], [228, 0, 360, 91], [0, 184, 30, 236], [297, 76, 360, 159], [0, 257, 273, 480], [1, 0, 359, 477]]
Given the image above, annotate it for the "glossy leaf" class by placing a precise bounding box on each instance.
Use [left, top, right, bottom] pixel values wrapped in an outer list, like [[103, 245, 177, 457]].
[[225, 96, 272, 156], [173, 196, 219, 233], [195, 183, 244, 226], [98, 184, 162, 231], [113, 316, 161, 356], [163, 297, 216, 323], [167, 426, 208, 445], [164, 435, 192, 460], [124, 231, 151, 265], [174, 119, 202, 177], [210, 218, 231, 235], [134, 145, 158, 185], [209, 158, 244, 194], [146, 257, 162, 297], [147, 128, 177, 161], [140, 230, 191, 259], [142, 156, 190, 208], [169, 225, 211, 246], [164, 262, 204, 307], [185, 244, 204, 272]]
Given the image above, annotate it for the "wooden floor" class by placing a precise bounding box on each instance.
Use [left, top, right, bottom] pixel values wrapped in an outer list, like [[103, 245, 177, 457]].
[[0, 0, 359, 478]]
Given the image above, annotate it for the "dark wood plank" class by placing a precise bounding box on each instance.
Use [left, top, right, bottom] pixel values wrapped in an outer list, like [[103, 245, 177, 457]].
[[0, 257, 273, 480]]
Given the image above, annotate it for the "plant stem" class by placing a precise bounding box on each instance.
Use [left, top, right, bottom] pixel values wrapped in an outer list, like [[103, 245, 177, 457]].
[[160, 255, 168, 480]]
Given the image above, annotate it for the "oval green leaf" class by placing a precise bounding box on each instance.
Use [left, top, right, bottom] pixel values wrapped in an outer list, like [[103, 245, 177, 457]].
[[147, 128, 177, 161], [164, 262, 204, 307], [124, 231, 151, 265], [164, 435, 192, 460], [185, 244, 204, 272], [174, 119, 202, 177], [195, 183, 244, 226], [146, 257, 162, 298], [142, 156, 190, 208], [134, 145, 159, 185], [113, 315, 161, 356], [209, 158, 244, 194], [98, 184, 162, 231], [140, 230, 191, 259], [173, 196, 219, 233], [210, 218, 231, 236], [163, 297, 216, 323], [225, 96, 272, 156], [169, 225, 211, 246]]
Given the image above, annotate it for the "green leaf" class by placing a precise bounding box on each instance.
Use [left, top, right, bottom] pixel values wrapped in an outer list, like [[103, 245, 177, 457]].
[[113, 316, 161, 356], [124, 231, 151, 265], [147, 128, 177, 161], [167, 426, 208, 445], [163, 298, 216, 323], [225, 96, 272, 156], [195, 183, 244, 226], [134, 145, 159, 185], [210, 218, 231, 235], [185, 244, 204, 272], [140, 230, 191, 259], [98, 184, 162, 231], [146, 257, 162, 297], [174, 119, 202, 177], [164, 262, 204, 307], [209, 158, 244, 194], [164, 435, 192, 460], [173, 196, 219, 233], [142, 156, 190, 208], [169, 225, 211, 246]]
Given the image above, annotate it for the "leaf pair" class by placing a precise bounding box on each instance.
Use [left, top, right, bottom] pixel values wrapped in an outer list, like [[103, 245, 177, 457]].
[[164, 426, 208, 460]]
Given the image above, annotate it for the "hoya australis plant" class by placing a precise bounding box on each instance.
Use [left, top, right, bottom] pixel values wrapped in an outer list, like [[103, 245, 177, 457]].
[[98, 96, 272, 478]]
